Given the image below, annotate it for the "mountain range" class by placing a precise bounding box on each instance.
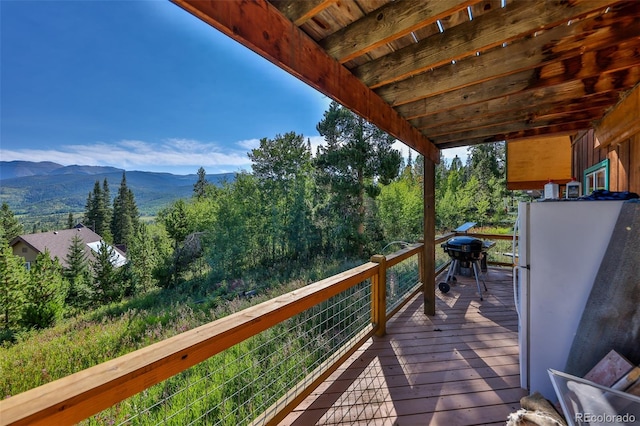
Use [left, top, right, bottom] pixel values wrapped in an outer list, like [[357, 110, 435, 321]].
[[0, 161, 234, 220]]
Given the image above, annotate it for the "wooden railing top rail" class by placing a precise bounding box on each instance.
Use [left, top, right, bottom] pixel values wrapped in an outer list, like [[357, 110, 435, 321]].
[[460, 232, 517, 241], [0, 262, 379, 426], [435, 232, 455, 244], [385, 243, 424, 268]]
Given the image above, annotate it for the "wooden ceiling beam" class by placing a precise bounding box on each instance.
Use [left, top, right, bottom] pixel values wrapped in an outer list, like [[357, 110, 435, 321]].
[[430, 115, 600, 146], [355, 0, 618, 89], [376, 3, 640, 106], [413, 91, 623, 131], [396, 66, 640, 121], [436, 121, 594, 149], [171, 0, 440, 163], [271, 0, 337, 26], [320, 0, 475, 64], [424, 102, 611, 139]]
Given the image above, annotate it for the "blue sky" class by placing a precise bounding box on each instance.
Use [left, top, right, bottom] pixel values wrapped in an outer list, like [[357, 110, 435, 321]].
[[1, 1, 465, 175]]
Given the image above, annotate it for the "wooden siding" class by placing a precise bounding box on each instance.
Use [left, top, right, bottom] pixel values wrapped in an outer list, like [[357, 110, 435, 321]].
[[572, 129, 640, 194], [281, 268, 526, 425]]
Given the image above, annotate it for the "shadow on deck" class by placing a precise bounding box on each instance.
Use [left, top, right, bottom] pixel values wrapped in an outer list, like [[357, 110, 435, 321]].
[[281, 267, 526, 426]]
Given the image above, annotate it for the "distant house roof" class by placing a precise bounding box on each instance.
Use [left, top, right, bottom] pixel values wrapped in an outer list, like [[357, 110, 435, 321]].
[[86, 241, 127, 268], [10, 224, 127, 268]]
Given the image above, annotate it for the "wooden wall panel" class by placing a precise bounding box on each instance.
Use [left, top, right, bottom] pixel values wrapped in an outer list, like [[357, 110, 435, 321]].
[[608, 145, 619, 191], [587, 131, 594, 167], [572, 130, 640, 194], [631, 134, 640, 194]]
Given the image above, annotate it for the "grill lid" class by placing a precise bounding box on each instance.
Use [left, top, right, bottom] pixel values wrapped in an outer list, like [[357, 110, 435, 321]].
[[441, 236, 484, 253]]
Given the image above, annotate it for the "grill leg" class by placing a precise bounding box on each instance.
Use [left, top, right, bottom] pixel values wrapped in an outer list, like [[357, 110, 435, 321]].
[[472, 260, 487, 301], [444, 259, 458, 283]]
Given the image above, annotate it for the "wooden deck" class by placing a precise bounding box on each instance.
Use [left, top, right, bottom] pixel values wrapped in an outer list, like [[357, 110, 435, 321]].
[[281, 267, 526, 426]]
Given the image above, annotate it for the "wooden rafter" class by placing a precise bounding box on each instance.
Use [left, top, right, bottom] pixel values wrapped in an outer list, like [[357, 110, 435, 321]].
[[375, 3, 640, 107], [396, 67, 640, 121], [436, 121, 595, 149], [319, 0, 475, 64], [418, 95, 617, 136], [171, 0, 440, 163], [430, 106, 610, 143], [353, 0, 617, 89], [412, 89, 629, 131], [271, 0, 337, 26]]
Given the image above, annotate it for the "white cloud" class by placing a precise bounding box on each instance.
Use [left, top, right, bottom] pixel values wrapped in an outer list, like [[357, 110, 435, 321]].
[[236, 139, 261, 150], [0, 138, 254, 175], [0, 135, 468, 175]]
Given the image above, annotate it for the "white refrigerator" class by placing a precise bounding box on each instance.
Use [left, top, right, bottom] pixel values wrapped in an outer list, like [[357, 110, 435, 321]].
[[516, 200, 624, 400]]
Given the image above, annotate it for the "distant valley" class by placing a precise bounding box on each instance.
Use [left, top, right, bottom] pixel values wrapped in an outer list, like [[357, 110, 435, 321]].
[[0, 161, 234, 224]]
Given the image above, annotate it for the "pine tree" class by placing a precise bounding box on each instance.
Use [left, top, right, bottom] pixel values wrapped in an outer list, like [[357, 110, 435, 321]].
[[21, 250, 67, 329], [0, 241, 28, 329], [126, 223, 157, 294], [158, 199, 191, 286], [64, 234, 92, 307], [465, 142, 507, 225], [111, 172, 139, 247], [85, 181, 106, 235], [0, 202, 23, 244], [67, 212, 74, 229], [91, 241, 120, 303], [102, 178, 112, 234], [248, 132, 314, 260], [315, 101, 402, 256], [193, 167, 209, 200]]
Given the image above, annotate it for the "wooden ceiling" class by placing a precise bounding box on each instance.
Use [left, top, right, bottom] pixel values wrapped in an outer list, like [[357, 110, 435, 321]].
[[172, 0, 640, 163]]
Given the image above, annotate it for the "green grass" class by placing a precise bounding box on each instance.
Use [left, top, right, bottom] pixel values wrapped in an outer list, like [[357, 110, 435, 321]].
[[1, 250, 424, 425], [1, 254, 380, 425], [0, 256, 361, 399]]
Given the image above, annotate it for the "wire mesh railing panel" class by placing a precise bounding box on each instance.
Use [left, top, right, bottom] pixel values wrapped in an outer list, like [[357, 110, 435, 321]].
[[435, 246, 449, 271], [386, 255, 420, 315], [484, 238, 517, 265], [83, 279, 372, 426]]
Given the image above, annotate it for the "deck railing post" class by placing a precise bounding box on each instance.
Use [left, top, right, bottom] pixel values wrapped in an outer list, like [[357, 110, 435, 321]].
[[370, 254, 387, 337], [417, 239, 425, 285], [423, 158, 436, 316]]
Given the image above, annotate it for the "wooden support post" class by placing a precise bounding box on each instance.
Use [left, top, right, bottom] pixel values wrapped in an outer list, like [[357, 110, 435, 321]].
[[370, 254, 387, 337], [417, 239, 424, 285], [423, 158, 436, 316]]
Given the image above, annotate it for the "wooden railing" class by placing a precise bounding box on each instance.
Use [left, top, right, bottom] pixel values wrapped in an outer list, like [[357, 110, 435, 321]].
[[0, 244, 426, 426], [0, 232, 516, 426]]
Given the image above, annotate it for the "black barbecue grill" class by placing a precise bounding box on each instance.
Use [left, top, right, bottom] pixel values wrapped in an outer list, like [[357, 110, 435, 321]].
[[439, 236, 488, 300]]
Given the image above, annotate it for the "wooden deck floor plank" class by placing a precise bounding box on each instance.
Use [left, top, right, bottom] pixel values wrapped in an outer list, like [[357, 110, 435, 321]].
[[378, 332, 519, 349], [299, 375, 522, 409], [288, 388, 524, 425], [373, 336, 518, 354], [279, 269, 525, 425], [331, 349, 520, 377], [373, 329, 518, 344], [378, 403, 521, 426], [390, 321, 518, 332], [388, 323, 519, 337], [323, 360, 521, 389], [306, 362, 522, 396]]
